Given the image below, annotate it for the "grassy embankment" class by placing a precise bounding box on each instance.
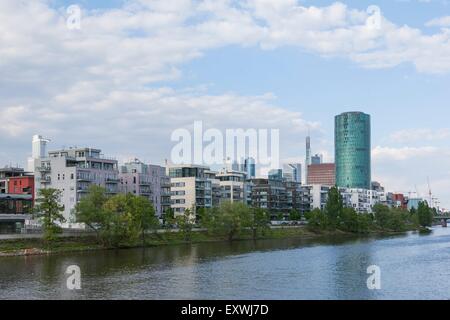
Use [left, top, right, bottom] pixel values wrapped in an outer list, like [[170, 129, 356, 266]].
[[0, 226, 357, 256]]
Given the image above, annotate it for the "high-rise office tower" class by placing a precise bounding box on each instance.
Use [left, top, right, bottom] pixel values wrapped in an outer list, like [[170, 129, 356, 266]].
[[311, 154, 322, 165], [335, 111, 371, 189], [305, 136, 311, 184]]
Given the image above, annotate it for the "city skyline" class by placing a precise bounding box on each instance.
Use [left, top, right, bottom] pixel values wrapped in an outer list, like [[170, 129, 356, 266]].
[[0, 0, 449, 208]]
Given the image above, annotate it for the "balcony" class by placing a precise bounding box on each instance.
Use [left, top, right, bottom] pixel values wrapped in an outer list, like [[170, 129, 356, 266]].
[[37, 166, 51, 172], [41, 177, 51, 184], [140, 189, 152, 195], [77, 176, 92, 182], [106, 178, 120, 184]]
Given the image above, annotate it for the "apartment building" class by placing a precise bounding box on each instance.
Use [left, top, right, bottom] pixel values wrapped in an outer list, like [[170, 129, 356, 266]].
[[119, 159, 171, 217], [34, 147, 120, 224], [216, 170, 251, 205], [168, 164, 219, 219], [339, 188, 381, 214], [250, 177, 302, 219], [0, 167, 34, 234]]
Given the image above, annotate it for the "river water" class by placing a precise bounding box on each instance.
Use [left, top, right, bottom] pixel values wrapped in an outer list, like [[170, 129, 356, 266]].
[[1, 227, 450, 300]]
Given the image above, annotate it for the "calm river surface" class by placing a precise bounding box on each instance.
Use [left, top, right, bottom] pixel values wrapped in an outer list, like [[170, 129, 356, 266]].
[[1, 227, 450, 300]]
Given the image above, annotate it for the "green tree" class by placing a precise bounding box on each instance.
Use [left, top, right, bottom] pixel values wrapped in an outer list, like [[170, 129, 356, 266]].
[[251, 208, 270, 239], [276, 212, 284, 221], [289, 209, 301, 221], [34, 188, 66, 242], [102, 194, 138, 247], [387, 209, 406, 232], [324, 187, 343, 228], [417, 201, 433, 228], [128, 196, 160, 245], [162, 208, 176, 228], [176, 208, 195, 242], [339, 207, 359, 233], [305, 208, 328, 231], [75, 185, 108, 241], [207, 202, 252, 241], [373, 204, 391, 229]]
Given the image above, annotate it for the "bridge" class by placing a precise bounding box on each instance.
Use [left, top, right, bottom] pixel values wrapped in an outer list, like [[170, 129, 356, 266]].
[[433, 216, 450, 220]]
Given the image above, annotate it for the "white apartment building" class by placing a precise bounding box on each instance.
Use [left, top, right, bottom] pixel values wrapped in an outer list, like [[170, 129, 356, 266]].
[[216, 169, 251, 205], [309, 184, 331, 211], [339, 188, 381, 214], [168, 165, 219, 219], [33, 146, 119, 225]]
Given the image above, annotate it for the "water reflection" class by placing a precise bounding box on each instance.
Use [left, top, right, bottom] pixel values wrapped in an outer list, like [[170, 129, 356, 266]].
[[1, 229, 449, 300]]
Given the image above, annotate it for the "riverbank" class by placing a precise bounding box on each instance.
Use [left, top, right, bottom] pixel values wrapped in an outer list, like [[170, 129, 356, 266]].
[[0, 226, 416, 257]]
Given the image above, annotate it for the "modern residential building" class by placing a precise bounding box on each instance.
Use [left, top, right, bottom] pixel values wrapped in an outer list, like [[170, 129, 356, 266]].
[[285, 180, 303, 214], [307, 163, 336, 186], [33, 146, 120, 224], [339, 188, 380, 214], [168, 164, 217, 219], [283, 163, 302, 183], [268, 169, 283, 181], [335, 111, 371, 189], [7, 176, 35, 203], [309, 184, 331, 211], [216, 169, 251, 205], [250, 175, 302, 219], [250, 178, 287, 218], [0, 167, 34, 234], [0, 167, 32, 195], [392, 193, 407, 210], [371, 181, 385, 192], [119, 159, 170, 217], [0, 194, 33, 234]]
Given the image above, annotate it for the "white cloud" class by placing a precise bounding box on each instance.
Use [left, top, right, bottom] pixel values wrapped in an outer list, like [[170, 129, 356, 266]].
[[426, 16, 450, 27], [1, 0, 450, 206], [390, 128, 450, 143], [372, 145, 450, 208], [372, 145, 442, 161]]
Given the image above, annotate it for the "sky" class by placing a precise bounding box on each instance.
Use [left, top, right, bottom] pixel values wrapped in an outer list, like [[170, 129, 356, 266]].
[[0, 0, 450, 209]]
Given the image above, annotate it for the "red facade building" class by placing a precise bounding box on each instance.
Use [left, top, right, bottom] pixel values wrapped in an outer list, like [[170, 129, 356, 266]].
[[307, 163, 336, 186], [7, 176, 34, 201], [392, 193, 407, 210]]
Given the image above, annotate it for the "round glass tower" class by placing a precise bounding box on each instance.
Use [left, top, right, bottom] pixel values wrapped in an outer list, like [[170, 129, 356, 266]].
[[335, 111, 371, 189]]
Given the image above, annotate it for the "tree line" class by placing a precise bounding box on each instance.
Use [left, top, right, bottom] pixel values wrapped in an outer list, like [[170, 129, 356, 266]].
[[34, 186, 435, 247], [305, 187, 434, 233]]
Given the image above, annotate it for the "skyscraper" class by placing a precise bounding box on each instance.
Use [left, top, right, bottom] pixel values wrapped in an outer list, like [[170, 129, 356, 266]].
[[311, 154, 322, 165], [305, 136, 311, 184], [335, 111, 371, 189]]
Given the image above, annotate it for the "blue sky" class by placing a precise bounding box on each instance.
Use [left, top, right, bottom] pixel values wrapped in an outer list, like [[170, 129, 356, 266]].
[[1, 0, 450, 208]]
